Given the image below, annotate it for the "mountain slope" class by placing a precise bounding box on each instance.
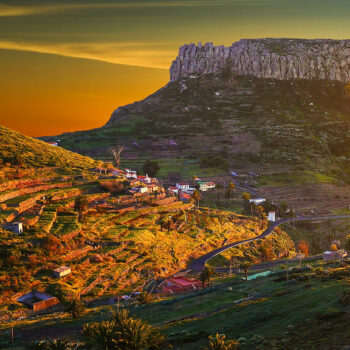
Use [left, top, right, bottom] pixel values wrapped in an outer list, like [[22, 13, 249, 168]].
[[0, 126, 98, 170], [47, 73, 350, 181]]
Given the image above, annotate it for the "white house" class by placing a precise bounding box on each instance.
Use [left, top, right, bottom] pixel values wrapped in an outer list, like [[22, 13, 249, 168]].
[[168, 187, 179, 194], [138, 175, 152, 184], [3, 222, 23, 234], [46, 141, 58, 146], [268, 212, 276, 222], [249, 198, 266, 205], [125, 169, 137, 179], [176, 182, 190, 190], [198, 181, 215, 191]]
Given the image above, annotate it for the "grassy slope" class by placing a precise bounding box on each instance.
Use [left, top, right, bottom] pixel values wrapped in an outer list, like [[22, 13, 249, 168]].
[[1, 261, 349, 349], [0, 125, 98, 170]]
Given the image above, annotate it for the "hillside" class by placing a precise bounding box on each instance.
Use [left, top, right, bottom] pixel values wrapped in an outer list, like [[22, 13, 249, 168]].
[[1, 258, 349, 349], [0, 126, 98, 171], [44, 73, 350, 183]]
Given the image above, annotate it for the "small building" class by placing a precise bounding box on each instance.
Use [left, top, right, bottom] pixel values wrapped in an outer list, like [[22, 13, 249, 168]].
[[17, 291, 59, 311], [125, 169, 137, 179], [161, 276, 202, 294], [147, 184, 159, 193], [323, 250, 348, 261], [3, 222, 23, 234], [138, 175, 152, 184], [53, 266, 71, 278], [168, 187, 179, 194], [176, 182, 190, 190], [268, 211, 276, 222], [197, 181, 216, 192], [132, 186, 148, 194], [249, 198, 266, 205], [46, 142, 58, 146]]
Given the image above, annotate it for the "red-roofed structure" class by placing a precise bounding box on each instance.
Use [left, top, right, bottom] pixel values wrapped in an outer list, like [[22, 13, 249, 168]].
[[161, 276, 202, 294]]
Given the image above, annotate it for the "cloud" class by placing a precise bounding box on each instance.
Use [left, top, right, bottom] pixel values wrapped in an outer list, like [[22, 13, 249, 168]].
[[0, 1, 272, 17], [0, 40, 173, 69]]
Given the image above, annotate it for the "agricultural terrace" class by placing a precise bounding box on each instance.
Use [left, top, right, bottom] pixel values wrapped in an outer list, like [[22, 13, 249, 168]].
[[0, 165, 295, 319]]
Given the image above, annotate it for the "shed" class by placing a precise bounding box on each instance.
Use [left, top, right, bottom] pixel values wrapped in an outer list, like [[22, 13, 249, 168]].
[[3, 222, 23, 234], [161, 276, 202, 294], [53, 266, 71, 278], [17, 291, 59, 311]]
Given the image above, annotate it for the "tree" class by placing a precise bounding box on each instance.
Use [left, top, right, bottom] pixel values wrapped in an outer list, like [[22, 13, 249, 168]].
[[109, 146, 125, 168], [142, 160, 160, 178], [206, 333, 239, 350], [225, 182, 235, 207], [216, 183, 223, 206], [27, 341, 49, 350], [297, 240, 309, 256], [65, 298, 86, 319], [240, 262, 252, 282], [330, 243, 338, 252], [74, 196, 88, 222], [255, 205, 265, 219], [241, 192, 251, 202], [46, 339, 71, 350], [199, 266, 213, 289], [192, 189, 201, 207], [137, 291, 153, 305], [83, 308, 165, 350]]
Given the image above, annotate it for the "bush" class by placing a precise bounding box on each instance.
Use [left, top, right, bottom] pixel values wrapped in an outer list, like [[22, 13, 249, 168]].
[[316, 307, 345, 321]]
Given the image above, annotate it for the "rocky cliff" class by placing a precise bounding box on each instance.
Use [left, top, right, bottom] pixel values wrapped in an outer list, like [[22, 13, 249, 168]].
[[170, 38, 350, 82]]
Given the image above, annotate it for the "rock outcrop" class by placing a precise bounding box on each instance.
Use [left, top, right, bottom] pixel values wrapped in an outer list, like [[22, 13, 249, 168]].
[[170, 38, 350, 82]]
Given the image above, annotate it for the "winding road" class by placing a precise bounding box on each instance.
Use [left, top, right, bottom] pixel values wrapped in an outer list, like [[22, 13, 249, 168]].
[[187, 214, 350, 272]]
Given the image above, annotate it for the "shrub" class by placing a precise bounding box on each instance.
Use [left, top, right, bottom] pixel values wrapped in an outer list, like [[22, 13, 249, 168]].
[[316, 307, 345, 321]]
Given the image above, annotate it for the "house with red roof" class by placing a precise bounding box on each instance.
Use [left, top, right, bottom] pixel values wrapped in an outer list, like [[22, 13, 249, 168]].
[[161, 276, 202, 294]]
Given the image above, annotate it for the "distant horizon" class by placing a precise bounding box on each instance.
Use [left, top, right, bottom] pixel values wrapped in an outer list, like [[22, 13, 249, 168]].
[[2, 0, 350, 136]]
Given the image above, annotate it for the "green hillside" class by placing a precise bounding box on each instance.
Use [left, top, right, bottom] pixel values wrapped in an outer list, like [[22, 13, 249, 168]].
[[0, 126, 98, 171], [43, 74, 350, 181]]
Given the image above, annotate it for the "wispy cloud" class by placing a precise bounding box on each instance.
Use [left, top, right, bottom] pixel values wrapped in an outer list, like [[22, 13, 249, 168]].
[[0, 40, 173, 69], [0, 1, 272, 17]]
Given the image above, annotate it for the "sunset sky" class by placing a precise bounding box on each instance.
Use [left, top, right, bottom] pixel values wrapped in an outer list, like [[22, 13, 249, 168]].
[[2, 0, 350, 136]]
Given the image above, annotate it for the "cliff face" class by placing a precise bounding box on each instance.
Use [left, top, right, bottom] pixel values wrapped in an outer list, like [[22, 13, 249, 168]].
[[170, 38, 350, 82]]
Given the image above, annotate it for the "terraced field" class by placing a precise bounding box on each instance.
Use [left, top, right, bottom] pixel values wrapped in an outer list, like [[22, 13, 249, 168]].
[[0, 165, 295, 319]]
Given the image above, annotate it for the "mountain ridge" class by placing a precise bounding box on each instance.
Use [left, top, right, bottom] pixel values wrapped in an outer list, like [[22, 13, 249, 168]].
[[170, 38, 350, 82]]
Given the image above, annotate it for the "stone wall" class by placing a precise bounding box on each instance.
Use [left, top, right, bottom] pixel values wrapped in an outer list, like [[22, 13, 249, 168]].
[[170, 38, 350, 82]]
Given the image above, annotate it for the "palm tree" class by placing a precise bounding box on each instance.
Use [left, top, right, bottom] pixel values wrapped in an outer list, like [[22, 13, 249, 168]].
[[65, 298, 86, 319], [206, 333, 239, 350], [27, 341, 49, 350], [83, 309, 165, 350], [46, 339, 71, 350]]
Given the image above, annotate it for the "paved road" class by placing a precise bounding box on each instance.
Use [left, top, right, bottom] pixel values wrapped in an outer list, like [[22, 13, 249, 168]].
[[187, 214, 350, 272]]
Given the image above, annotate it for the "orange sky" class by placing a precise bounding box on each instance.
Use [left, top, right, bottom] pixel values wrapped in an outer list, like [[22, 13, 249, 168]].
[[0, 49, 168, 136], [2, 0, 350, 136]]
